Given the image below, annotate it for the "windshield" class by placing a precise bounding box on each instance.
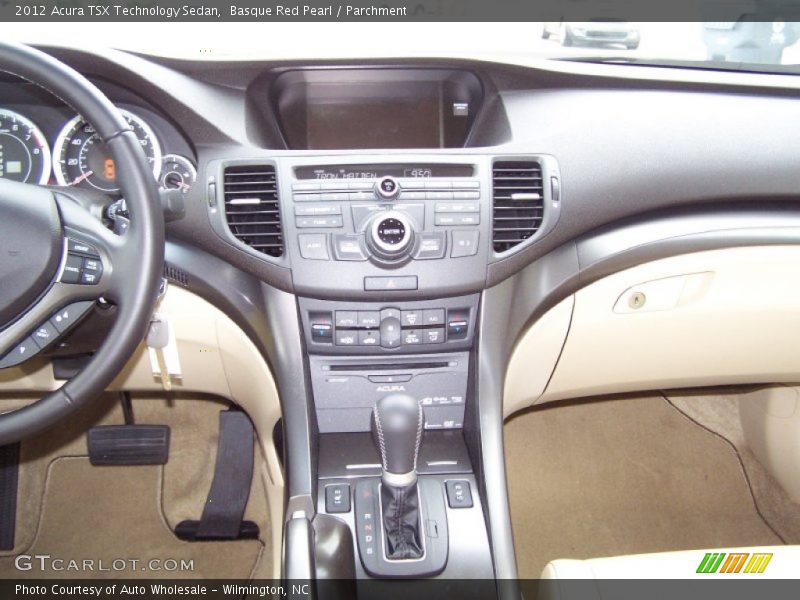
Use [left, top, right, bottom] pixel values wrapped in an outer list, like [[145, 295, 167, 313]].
[[5, 22, 800, 74]]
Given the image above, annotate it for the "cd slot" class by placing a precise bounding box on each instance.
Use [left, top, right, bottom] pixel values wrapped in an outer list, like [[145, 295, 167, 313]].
[[328, 361, 451, 372]]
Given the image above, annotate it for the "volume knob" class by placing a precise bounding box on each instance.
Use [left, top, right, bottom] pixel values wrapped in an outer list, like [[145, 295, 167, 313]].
[[375, 176, 400, 200], [367, 211, 415, 262]]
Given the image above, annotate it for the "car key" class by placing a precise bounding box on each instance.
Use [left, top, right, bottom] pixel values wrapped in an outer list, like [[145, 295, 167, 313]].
[[146, 315, 172, 391]]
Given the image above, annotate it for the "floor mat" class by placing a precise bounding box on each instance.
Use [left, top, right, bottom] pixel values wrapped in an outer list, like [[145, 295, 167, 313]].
[[0, 456, 262, 579], [504, 395, 782, 578], [666, 389, 800, 544], [0, 395, 272, 578]]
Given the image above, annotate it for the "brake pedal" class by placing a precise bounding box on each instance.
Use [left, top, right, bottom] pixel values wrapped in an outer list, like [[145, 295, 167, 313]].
[[87, 425, 170, 466]]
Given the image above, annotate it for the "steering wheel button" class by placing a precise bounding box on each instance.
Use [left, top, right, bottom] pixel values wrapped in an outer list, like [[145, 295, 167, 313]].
[[61, 255, 83, 284], [50, 301, 95, 334], [67, 238, 99, 258], [31, 321, 58, 350], [0, 337, 39, 369], [82, 258, 102, 272], [80, 270, 100, 285]]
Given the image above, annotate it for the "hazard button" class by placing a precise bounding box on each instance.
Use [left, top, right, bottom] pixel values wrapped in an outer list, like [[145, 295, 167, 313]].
[[363, 276, 418, 291]]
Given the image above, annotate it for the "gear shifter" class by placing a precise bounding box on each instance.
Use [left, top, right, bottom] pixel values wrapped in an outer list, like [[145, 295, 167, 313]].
[[373, 393, 424, 560]]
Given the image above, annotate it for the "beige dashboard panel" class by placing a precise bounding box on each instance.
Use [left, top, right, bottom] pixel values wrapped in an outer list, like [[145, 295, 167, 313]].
[[537, 246, 800, 404], [739, 385, 800, 503], [503, 296, 574, 418]]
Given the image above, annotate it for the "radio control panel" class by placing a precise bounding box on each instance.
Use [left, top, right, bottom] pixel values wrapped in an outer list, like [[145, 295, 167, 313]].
[[280, 156, 493, 299], [292, 175, 482, 266]]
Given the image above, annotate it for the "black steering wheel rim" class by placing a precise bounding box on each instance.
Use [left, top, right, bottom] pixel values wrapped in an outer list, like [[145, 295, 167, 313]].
[[0, 41, 165, 444]]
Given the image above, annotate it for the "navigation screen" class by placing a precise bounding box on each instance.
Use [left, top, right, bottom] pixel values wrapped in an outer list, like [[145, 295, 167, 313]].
[[294, 164, 475, 180], [274, 69, 482, 150], [306, 87, 442, 149]]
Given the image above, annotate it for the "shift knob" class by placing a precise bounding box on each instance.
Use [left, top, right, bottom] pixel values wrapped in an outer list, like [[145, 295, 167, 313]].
[[373, 394, 424, 487]]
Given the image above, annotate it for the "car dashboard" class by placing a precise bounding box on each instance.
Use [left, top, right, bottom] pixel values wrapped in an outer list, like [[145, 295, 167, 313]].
[[3, 44, 800, 587]]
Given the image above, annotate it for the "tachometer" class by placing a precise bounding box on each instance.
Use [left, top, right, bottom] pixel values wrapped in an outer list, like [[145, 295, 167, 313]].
[[53, 109, 161, 192], [0, 108, 51, 184]]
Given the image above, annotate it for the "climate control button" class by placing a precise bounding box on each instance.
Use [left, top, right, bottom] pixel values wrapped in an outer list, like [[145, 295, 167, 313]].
[[379, 316, 402, 349]]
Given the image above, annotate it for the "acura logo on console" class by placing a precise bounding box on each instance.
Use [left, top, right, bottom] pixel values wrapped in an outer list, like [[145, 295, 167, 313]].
[[376, 385, 407, 393]]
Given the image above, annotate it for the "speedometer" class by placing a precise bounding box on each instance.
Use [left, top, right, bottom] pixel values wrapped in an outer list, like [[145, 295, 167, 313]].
[[53, 109, 161, 193], [0, 108, 51, 184]]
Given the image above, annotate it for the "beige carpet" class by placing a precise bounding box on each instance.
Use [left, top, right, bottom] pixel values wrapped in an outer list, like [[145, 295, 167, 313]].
[[666, 388, 800, 544], [0, 394, 268, 579], [505, 394, 782, 578], [0, 457, 262, 579]]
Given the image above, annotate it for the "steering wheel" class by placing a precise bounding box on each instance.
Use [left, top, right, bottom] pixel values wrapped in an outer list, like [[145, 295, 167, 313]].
[[0, 41, 165, 444]]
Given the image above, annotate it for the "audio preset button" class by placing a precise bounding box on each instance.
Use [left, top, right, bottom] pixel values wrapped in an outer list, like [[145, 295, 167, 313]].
[[298, 234, 330, 260], [451, 230, 480, 258], [333, 235, 368, 261], [414, 232, 446, 260]]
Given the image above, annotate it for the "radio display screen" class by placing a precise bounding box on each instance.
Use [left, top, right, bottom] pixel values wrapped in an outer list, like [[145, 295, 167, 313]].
[[294, 164, 475, 180]]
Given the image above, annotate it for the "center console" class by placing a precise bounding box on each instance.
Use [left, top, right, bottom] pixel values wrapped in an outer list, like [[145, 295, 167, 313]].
[[202, 67, 561, 590], [284, 158, 496, 581]]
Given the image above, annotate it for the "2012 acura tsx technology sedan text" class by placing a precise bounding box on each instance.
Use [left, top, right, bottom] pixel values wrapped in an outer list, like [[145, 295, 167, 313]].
[[1, 20, 800, 599]]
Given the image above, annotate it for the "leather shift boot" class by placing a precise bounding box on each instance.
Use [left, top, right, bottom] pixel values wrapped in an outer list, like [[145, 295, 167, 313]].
[[381, 481, 423, 559]]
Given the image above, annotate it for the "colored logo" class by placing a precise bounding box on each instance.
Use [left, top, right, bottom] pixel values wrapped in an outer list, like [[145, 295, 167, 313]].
[[696, 552, 772, 574]]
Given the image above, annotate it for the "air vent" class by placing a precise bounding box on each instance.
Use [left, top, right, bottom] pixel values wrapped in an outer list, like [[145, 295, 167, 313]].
[[223, 164, 283, 258], [492, 160, 544, 253], [164, 263, 189, 287]]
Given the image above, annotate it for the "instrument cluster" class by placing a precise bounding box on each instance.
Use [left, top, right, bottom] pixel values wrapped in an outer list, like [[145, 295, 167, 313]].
[[0, 105, 196, 194]]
